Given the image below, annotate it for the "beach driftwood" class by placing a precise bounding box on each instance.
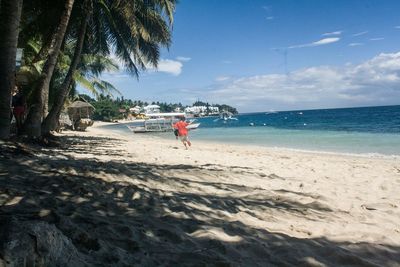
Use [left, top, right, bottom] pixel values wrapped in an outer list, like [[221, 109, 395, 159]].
[[0, 216, 84, 267]]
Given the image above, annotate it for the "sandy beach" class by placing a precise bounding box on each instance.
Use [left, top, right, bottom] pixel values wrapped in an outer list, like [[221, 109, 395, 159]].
[[1, 121, 400, 266]]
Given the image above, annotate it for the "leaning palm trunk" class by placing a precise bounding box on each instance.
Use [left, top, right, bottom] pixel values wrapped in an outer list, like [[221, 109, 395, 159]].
[[23, 0, 74, 138], [42, 10, 89, 134], [0, 0, 23, 139]]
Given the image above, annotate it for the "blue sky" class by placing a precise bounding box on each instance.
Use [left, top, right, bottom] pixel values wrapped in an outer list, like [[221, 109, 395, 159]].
[[98, 0, 400, 112]]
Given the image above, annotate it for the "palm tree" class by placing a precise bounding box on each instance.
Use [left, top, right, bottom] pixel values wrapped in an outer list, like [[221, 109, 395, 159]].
[[41, 0, 90, 134], [23, 0, 75, 137], [0, 0, 23, 139], [20, 24, 120, 134], [42, 0, 176, 134]]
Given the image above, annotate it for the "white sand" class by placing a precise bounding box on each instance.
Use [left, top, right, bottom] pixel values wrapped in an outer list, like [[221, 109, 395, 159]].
[[1, 121, 400, 266]]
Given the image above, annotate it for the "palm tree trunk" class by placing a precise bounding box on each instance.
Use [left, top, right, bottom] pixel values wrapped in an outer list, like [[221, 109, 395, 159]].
[[0, 0, 23, 139], [23, 0, 74, 138], [42, 10, 89, 134]]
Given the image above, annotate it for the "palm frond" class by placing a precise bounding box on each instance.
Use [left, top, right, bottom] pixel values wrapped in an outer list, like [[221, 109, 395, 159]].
[[92, 78, 122, 97], [73, 71, 99, 97]]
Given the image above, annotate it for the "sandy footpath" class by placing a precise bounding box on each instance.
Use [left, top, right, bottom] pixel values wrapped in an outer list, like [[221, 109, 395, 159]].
[[1, 121, 400, 266]]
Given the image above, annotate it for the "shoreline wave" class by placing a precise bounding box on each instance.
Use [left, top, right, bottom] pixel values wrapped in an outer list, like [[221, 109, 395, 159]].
[[97, 122, 400, 159]]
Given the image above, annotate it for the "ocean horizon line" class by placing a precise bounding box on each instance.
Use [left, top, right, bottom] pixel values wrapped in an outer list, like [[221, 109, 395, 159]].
[[239, 103, 400, 115]]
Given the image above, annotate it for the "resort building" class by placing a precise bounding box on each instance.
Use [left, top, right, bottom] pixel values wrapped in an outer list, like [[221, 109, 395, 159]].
[[129, 106, 141, 114], [143, 105, 160, 114], [184, 106, 219, 116]]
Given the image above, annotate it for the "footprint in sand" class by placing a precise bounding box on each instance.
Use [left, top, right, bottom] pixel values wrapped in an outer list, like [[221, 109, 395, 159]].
[[361, 203, 397, 211], [268, 173, 285, 180]]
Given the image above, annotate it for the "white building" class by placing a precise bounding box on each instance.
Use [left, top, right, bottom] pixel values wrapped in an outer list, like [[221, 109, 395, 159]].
[[143, 105, 160, 114], [184, 106, 219, 115], [129, 106, 141, 114]]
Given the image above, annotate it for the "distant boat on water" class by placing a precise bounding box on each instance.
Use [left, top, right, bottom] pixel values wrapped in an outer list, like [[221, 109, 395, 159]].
[[213, 111, 238, 122]]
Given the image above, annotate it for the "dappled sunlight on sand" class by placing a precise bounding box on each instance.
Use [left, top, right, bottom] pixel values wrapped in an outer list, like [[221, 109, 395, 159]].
[[0, 126, 399, 266]]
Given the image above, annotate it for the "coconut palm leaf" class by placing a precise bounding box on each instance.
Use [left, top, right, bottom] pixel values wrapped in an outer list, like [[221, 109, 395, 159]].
[[73, 71, 121, 98], [73, 71, 97, 95], [91, 78, 121, 96], [80, 54, 119, 76], [85, 0, 176, 76]]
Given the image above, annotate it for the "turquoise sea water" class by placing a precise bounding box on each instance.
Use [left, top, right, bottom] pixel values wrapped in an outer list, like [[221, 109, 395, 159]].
[[190, 127, 400, 155], [101, 105, 400, 156]]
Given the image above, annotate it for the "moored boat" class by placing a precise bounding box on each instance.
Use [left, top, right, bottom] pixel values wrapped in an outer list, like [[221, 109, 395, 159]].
[[126, 112, 200, 133], [213, 111, 238, 122]]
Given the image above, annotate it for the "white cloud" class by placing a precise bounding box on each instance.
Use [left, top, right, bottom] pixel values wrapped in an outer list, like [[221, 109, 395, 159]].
[[176, 56, 191, 62], [155, 59, 183, 76], [215, 76, 231, 82], [348, 43, 364, 46], [395, 26, 400, 29], [313, 37, 340, 46], [352, 31, 368, 37], [369, 38, 384, 41], [262, 6, 271, 11], [221, 60, 232, 64], [322, 31, 342, 36], [262, 6, 274, 21], [182, 52, 400, 111], [288, 37, 340, 49]]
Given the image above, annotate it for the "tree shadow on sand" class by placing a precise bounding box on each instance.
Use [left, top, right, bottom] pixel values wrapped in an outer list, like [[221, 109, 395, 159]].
[[0, 137, 399, 266]]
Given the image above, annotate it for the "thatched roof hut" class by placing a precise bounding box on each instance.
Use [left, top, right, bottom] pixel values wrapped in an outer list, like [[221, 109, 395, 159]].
[[67, 101, 95, 131], [67, 101, 94, 120], [68, 100, 94, 109]]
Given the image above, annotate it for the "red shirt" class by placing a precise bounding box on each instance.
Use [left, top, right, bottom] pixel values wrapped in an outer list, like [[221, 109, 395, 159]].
[[174, 121, 189, 136]]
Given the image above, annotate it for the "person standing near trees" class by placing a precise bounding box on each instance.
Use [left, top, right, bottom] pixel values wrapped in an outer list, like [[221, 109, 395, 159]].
[[173, 117, 192, 149], [11, 86, 26, 134]]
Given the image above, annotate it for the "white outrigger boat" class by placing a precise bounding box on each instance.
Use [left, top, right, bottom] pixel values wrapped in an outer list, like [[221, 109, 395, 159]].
[[126, 112, 200, 133]]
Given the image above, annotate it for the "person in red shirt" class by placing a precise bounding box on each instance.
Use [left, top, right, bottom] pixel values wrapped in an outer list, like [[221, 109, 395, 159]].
[[173, 117, 192, 149]]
